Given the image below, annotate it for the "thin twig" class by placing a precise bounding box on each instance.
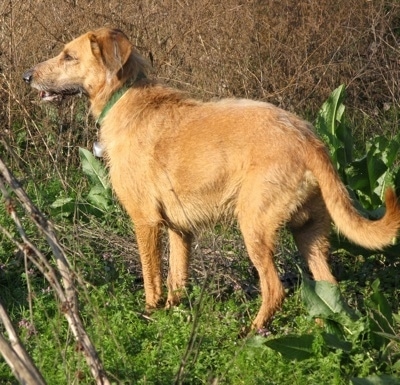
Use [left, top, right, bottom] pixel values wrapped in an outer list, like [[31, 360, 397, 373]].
[[0, 298, 47, 385], [0, 157, 111, 385]]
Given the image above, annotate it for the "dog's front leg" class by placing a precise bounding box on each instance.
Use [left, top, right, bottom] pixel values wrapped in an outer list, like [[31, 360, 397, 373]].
[[166, 229, 192, 308], [134, 224, 163, 310]]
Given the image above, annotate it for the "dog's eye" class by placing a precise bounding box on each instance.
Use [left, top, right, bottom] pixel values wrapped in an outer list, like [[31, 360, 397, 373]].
[[63, 53, 75, 62]]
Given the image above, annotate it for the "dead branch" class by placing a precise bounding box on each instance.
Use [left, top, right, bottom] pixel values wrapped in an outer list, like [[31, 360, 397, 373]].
[[0, 156, 110, 385], [0, 299, 47, 385]]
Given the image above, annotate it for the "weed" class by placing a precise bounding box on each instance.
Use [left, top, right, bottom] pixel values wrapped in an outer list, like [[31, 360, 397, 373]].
[[258, 276, 400, 383]]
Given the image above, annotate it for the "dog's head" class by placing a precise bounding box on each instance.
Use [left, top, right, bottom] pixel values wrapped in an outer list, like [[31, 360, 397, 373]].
[[23, 28, 148, 113]]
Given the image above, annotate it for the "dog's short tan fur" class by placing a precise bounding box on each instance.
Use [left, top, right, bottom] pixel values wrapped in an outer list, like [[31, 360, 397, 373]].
[[24, 28, 400, 330]]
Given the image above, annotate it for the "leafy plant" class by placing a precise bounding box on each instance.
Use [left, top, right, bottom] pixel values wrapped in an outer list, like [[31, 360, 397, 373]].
[[253, 276, 400, 383], [315, 84, 400, 212], [50, 148, 113, 218], [78, 148, 112, 211], [315, 84, 352, 176], [314, 85, 400, 257]]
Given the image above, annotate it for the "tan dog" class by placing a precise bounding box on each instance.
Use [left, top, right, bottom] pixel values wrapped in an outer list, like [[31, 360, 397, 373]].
[[23, 28, 400, 330]]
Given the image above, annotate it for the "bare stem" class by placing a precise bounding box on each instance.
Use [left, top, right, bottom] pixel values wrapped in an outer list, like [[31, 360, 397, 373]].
[[0, 156, 110, 385]]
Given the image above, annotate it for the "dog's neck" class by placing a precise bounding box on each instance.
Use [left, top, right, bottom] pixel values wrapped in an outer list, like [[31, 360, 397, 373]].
[[96, 84, 130, 127], [96, 71, 147, 127]]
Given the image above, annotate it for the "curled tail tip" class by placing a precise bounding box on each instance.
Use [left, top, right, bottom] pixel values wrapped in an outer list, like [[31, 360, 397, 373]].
[[384, 187, 400, 212], [358, 188, 400, 250], [383, 187, 400, 235]]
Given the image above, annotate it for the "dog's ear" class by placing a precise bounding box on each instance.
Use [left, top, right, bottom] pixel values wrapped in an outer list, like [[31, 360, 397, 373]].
[[89, 28, 132, 72]]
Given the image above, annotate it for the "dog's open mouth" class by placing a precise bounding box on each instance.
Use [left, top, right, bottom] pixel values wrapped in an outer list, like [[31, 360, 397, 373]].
[[40, 90, 63, 102], [39, 87, 84, 102]]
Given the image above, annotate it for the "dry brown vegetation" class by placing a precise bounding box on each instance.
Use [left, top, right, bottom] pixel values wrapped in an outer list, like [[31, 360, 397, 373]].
[[1, 1, 400, 162]]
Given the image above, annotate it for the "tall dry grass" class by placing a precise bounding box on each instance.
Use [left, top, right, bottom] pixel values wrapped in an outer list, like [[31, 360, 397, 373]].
[[0, 0, 399, 171]]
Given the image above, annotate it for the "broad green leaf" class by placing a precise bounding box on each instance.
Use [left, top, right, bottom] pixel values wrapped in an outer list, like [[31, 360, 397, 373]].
[[320, 316, 347, 338], [351, 375, 400, 385], [264, 334, 315, 361], [315, 84, 350, 174], [87, 185, 112, 211], [50, 197, 75, 217], [245, 335, 267, 349], [393, 360, 400, 371], [371, 135, 400, 168], [79, 147, 110, 190], [300, 274, 360, 340], [315, 84, 346, 143], [345, 142, 389, 209], [336, 112, 353, 167], [366, 143, 389, 203], [372, 135, 400, 202], [50, 197, 73, 208], [346, 156, 370, 192], [321, 332, 352, 352], [301, 275, 357, 322]]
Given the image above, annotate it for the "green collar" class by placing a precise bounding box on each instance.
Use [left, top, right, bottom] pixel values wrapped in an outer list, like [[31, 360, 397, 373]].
[[96, 85, 130, 127], [96, 72, 146, 126]]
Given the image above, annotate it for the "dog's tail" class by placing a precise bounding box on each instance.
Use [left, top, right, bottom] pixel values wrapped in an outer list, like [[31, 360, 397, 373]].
[[305, 138, 400, 249]]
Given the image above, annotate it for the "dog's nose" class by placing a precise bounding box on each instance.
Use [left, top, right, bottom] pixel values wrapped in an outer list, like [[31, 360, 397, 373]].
[[23, 69, 34, 84]]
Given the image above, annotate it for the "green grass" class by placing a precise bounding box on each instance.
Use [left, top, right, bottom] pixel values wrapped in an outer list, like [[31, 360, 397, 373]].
[[0, 248, 348, 384], [1, 199, 399, 384], [1, 91, 400, 384]]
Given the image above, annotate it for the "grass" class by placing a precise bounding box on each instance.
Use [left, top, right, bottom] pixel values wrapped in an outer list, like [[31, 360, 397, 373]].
[[0, 242, 345, 384], [1, 170, 399, 384], [1, 271, 383, 385], [1, 97, 400, 383]]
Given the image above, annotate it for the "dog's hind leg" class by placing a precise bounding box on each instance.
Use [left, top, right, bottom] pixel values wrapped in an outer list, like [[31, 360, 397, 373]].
[[166, 229, 192, 308], [134, 223, 164, 310], [237, 180, 289, 330], [239, 215, 285, 330], [289, 191, 337, 284]]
